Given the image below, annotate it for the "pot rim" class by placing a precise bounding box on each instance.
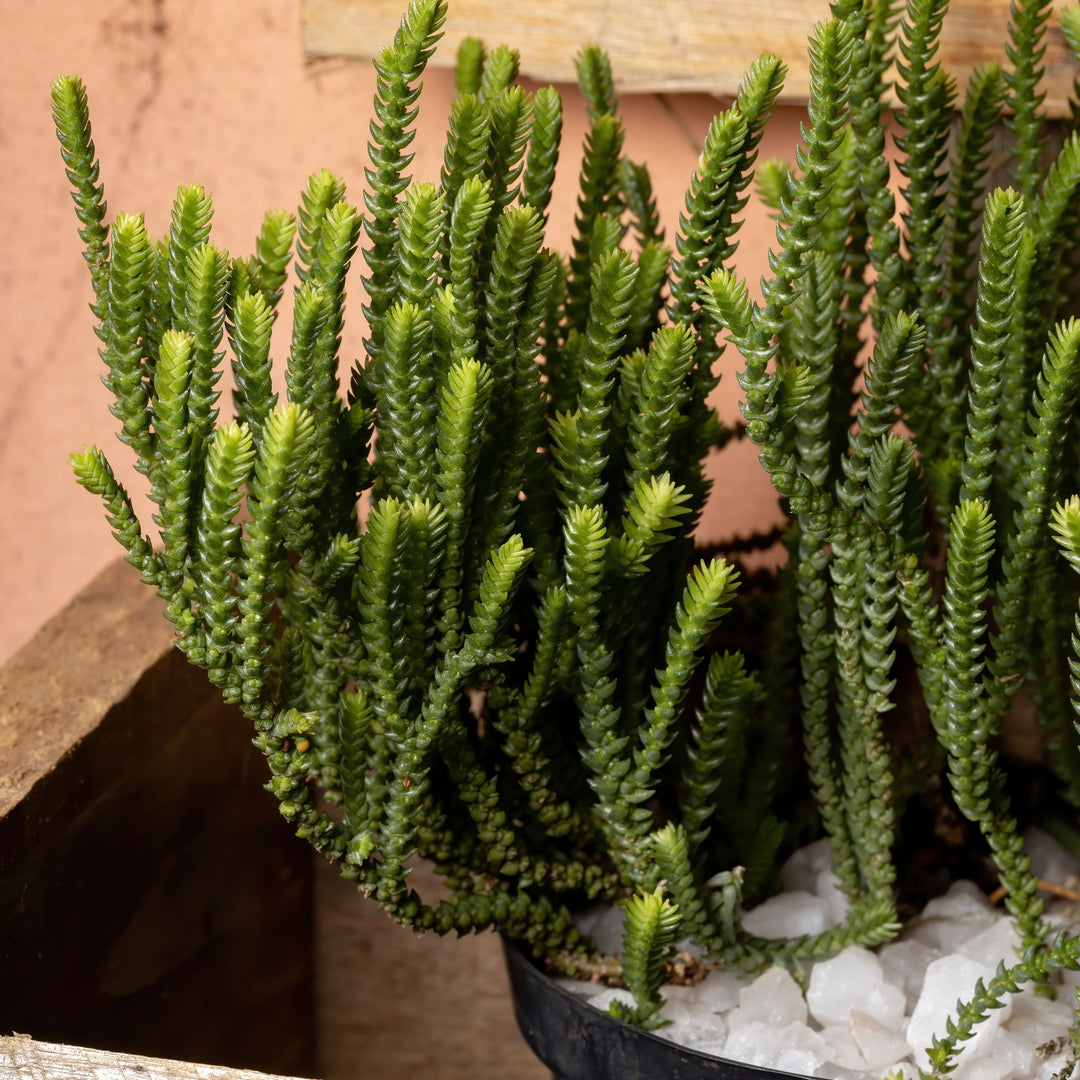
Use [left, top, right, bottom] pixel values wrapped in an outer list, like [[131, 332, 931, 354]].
[[501, 936, 814, 1079]]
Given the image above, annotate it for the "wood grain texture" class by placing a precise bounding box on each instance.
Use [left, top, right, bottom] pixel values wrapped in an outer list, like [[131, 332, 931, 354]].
[[302, 0, 1079, 115], [0, 1036, 311, 1080], [0, 560, 314, 1076], [0, 559, 174, 818]]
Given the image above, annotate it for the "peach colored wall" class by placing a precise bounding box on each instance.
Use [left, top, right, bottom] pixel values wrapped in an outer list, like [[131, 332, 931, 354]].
[[2, 0, 797, 664]]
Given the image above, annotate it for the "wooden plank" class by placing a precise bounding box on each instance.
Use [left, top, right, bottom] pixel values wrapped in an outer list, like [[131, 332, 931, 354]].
[[0, 1036, 311, 1080], [0, 559, 174, 819], [0, 560, 314, 1076], [302, 0, 1079, 115]]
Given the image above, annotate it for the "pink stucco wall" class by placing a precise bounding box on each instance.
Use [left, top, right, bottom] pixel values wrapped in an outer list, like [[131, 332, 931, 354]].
[[2, 0, 797, 663]]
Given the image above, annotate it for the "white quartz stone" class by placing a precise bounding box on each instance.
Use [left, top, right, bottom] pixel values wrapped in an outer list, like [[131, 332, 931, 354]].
[[952, 1059, 1011, 1080], [1044, 896, 1080, 933], [670, 1030, 728, 1058], [673, 935, 707, 960], [816, 869, 851, 926], [722, 1019, 783, 1068], [818, 1024, 871, 1071], [1058, 963, 1080, 996], [1005, 984, 1075, 1050], [807, 946, 883, 1026], [807, 946, 904, 1030], [731, 965, 809, 1027], [742, 889, 832, 939], [776, 1019, 833, 1060], [780, 838, 835, 892], [724, 1019, 829, 1071], [555, 975, 606, 998], [657, 1001, 728, 1054], [850, 1008, 914, 1070], [864, 980, 908, 1032], [907, 954, 1012, 1070], [922, 880, 995, 920], [567, 871, 1080, 1080], [587, 987, 636, 1015], [1025, 827, 1080, 888], [909, 881, 997, 952], [773, 1048, 823, 1075], [656, 985, 728, 1052], [659, 983, 696, 1010], [815, 1066, 872, 1080], [952, 1025, 1036, 1080], [957, 915, 1022, 970], [879, 938, 941, 1011], [774, 839, 849, 925], [1030, 1036, 1075, 1080], [574, 902, 627, 956], [690, 968, 742, 1013]]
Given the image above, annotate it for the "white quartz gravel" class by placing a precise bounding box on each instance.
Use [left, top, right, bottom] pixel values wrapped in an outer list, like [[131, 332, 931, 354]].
[[568, 828, 1080, 1079]]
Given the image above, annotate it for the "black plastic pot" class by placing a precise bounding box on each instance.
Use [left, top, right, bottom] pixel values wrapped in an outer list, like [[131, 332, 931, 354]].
[[502, 939, 808, 1080]]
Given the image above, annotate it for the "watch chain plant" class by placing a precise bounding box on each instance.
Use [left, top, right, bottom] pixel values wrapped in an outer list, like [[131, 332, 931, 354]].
[[607, 885, 682, 1031], [50, 0, 1080, 1071]]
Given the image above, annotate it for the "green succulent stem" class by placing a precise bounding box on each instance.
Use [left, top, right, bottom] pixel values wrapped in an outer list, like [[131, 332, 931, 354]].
[[60, 8, 1080, 1063]]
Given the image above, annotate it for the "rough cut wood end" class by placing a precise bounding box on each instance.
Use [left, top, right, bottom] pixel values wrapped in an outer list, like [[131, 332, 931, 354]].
[[0, 560, 314, 1075], [0, 1035, 312, 1080]]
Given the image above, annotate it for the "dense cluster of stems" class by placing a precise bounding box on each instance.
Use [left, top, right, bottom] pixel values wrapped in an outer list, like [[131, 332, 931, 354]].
[[55, 0, 1080, 1070]]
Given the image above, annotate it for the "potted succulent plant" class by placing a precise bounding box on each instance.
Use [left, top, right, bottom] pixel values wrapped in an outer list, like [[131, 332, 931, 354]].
[[52, 0, 1080, 1074]]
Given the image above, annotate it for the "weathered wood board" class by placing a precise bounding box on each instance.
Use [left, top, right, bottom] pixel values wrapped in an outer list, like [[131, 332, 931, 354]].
[[302, 0, 1079, 114], [0, 561, 314, 1075], [0, 1036, 311, 1080]]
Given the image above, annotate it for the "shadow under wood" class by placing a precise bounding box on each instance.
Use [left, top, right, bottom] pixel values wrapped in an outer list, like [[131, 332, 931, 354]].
[[0, 560, 314, 1075]]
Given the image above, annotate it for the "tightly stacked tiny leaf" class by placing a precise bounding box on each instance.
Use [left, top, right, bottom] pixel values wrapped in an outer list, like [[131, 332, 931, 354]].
[[56, 0, 793, 963], [56, 0, 1080, 1057]]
